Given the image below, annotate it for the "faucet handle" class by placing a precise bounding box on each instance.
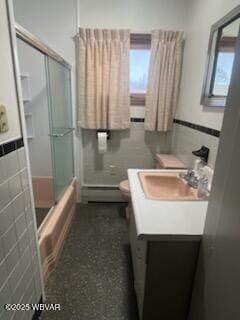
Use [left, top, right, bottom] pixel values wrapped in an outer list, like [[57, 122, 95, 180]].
[[192, 146, 209, 164], [186, 169, 195, 178], [180, 169, 194, 179]]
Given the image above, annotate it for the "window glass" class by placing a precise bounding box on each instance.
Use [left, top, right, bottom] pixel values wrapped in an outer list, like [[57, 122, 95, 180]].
[[212, 52, 235, 96], [130, 49, 150, 93], [211, 18, 239, 97]]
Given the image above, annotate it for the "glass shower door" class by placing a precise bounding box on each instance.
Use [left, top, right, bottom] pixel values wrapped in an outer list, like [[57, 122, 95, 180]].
[[46, 57, 74, 202]]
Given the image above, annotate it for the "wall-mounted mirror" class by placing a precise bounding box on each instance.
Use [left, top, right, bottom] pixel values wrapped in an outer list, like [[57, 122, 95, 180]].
[[201, 6, 240, 107]]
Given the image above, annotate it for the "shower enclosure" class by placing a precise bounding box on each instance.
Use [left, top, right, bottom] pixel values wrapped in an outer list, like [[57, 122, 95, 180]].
[[16, 25, 74, 231]]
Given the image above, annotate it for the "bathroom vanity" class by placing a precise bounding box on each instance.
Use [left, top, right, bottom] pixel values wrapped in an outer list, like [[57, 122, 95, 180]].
[[128, 169, 208, 320]]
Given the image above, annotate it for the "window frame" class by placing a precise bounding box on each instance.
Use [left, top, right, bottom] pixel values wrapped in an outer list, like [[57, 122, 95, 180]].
[[201, 6, 240, 108], [130, 33, 151, 106], [210, 36, 236, 98]]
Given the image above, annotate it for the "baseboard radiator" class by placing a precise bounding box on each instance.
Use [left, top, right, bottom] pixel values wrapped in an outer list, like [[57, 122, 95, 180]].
[[82, 185, 124, 203]]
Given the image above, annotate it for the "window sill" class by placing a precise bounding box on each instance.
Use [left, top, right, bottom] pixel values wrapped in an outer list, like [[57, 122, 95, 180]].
[[201, 95, 226, 107], [130, 93, 146, 106]]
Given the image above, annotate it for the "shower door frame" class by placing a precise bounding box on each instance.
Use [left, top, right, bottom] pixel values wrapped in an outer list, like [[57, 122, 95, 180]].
[[15, 23, 75, 228], [15, 23, 71, 69]]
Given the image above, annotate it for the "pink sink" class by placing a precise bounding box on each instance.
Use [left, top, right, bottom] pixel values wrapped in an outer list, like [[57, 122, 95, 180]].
[[138, 172, 202, 201]]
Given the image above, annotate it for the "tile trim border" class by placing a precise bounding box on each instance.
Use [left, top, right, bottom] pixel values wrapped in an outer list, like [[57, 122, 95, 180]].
[[173, 119, 220, 138], [0, 137, 24, 157], [130, 118, 220, 138]]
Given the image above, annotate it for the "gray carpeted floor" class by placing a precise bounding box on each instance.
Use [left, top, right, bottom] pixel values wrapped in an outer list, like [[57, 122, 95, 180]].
[[41, 203, 139, 320]]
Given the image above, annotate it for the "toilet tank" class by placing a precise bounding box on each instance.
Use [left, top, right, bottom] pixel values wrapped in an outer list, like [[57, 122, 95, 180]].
[[155, 154, 186, 169]]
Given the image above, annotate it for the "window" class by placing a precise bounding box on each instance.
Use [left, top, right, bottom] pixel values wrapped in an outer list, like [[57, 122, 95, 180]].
[[130, 50, 150, 93], [201, 13, 240, 107], [212, 51, 235, 96], [211, 35, 236, 97], [130, 34, 151, 105]]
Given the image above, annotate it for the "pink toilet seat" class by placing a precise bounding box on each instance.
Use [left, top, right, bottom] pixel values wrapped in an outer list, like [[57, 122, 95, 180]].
[[119, 180, 130, 193], [119, 180, 131, 202]]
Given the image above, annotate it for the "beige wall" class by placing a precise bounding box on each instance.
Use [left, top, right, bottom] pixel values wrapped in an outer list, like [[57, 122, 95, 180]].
[[0, 0, 21, 144], [13, 0, 76, 64], [79, 0, 187, 31], [176, 0, 240, 131]]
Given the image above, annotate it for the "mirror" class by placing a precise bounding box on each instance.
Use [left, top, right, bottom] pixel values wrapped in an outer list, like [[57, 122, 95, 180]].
[[201, 7, 240, 107]]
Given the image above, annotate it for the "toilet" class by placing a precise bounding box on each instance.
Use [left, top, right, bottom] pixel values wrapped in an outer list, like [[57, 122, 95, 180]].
[[119, 179, 131, 202], [119, 154, 186, 219]]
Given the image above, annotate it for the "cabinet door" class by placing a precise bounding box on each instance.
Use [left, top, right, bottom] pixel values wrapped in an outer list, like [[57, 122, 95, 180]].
[[143, 241, 199, 320], [129, 213, 147, 316]]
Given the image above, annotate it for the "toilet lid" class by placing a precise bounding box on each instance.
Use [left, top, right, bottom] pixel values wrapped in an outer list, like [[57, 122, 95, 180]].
[[156, 154, 186, 169], [120, 180, 130, 192]]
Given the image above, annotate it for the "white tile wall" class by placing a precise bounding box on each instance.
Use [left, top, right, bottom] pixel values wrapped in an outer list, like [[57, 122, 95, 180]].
[[0, 146, 42, 320], [171, 123, 220, 169], [82, 122, 172, 185]]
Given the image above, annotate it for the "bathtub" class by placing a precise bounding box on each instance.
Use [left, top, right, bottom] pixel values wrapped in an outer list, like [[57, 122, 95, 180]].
[[38, 179, 76, 282]]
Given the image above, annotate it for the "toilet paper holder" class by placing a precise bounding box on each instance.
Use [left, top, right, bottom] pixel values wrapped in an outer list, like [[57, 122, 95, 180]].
[[96, 130, 111, 140]]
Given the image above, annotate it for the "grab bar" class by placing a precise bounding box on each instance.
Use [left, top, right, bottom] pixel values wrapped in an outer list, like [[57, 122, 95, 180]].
[[49, 128, 75, 138]]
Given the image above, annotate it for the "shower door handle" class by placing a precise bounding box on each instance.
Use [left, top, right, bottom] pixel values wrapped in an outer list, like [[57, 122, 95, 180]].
[[49, 128, 75, 138]]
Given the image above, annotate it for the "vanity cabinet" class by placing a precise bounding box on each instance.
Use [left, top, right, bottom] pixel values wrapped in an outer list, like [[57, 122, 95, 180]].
[[129, 212, 200, 320]]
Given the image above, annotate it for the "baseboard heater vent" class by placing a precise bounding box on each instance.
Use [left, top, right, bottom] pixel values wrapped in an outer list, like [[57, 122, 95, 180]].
[[86, 186, 119, 191], [82, 185, 123, 203]]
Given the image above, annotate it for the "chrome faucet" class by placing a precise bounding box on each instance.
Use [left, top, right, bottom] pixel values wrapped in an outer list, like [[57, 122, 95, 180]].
[[182, 169, 199, 188]]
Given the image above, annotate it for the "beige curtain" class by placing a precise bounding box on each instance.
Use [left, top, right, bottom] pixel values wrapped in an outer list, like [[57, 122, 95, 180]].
[[145, 30, 184, 132], [77, 28, 130, 129]]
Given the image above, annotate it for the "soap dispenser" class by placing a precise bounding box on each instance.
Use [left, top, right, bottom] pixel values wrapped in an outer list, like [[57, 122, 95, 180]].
[[193, 159, 202, 177]]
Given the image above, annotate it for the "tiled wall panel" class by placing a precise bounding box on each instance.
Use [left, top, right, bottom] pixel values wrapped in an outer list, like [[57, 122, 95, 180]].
[[82, 122, 172, 185], [171, 123, 220, 169], [0, 139, 42, 320]]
